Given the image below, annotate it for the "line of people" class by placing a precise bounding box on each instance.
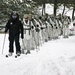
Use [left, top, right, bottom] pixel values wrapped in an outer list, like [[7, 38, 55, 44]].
[[4, 11, 71, 56], [21, 13, 71, 54]]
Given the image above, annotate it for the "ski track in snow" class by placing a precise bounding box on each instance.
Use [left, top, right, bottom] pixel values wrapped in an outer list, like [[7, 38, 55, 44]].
[[0, 34, 75, 75]]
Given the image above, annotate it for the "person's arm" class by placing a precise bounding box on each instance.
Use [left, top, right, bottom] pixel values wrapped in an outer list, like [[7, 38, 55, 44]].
[[5, 20, 10, 33], [20, 21, 24, 39]]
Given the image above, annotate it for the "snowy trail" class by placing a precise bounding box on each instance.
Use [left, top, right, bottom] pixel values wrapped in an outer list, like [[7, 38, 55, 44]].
[[0, 34, 75, 75]]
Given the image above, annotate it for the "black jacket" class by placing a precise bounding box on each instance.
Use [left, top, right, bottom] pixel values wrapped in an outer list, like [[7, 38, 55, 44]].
[[5, 19, 24, 38]]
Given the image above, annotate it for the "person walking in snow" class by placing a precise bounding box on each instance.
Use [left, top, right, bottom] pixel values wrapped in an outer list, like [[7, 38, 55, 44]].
[[63, 15, 69, 38], [73, 18, 75, 35], [21, 14, 33, 54], [5, 11, 24, 56]]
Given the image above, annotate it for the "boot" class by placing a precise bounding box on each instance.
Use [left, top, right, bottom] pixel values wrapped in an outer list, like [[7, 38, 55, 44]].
[[8, 52, 13, 56], [17, 52, 21, 56], [25, 50, 31, 54]]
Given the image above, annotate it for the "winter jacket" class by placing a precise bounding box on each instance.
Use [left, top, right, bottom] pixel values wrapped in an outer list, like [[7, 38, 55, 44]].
[[5, 19, 24, 39]]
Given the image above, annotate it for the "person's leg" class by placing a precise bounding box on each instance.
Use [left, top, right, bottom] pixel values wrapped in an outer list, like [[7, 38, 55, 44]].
[[8, 36, 14, 56], [25, 40, 31, 54], [9, 36, 14, 53], [66, 27, 69, 38], [63, 26, 66, 38], [15, 34, 21, 54]]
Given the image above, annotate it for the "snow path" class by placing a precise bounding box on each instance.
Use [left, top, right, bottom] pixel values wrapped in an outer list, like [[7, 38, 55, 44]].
[[0, 34, 75, 75]]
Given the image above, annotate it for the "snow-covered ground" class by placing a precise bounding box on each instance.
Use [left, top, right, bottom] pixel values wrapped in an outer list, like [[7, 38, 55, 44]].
[[0, 34, 75, 75], [0, 3, 75, 75]]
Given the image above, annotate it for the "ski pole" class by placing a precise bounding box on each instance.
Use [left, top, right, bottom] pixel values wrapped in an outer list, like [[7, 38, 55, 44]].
[[2, 33, 6, 54]]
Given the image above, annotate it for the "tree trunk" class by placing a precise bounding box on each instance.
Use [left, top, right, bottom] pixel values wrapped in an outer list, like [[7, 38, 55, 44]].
[[42, 3, 45, 16], [72, 4, 75, 21], [54, 0, 57, 16], [62, 3, 66, 16]]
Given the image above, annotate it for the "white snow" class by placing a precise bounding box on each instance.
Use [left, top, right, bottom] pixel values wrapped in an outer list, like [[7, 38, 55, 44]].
[[0, 3, 75, 75], [45, 4, 73, 18], [0, 34, 75, 75]]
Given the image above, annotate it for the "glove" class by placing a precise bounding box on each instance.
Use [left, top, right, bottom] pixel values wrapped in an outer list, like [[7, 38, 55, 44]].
[[31, 26, 34, 29], [51, 26, 53, 28], [37, 24, 39, 27], [4, 30, 7, 33], [41, 27, 43, 30], [54, 24, 56, 26], [4, 28, 8, 33], [56, 27, 58, 29], [21, 34, 24, 39]]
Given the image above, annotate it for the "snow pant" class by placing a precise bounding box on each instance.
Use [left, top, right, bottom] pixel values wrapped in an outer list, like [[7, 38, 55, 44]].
[[31, 30, 37, 50], [55, 28, 59, 39], [44, 28, 49, 42], [21, 29, 32, 53], [41, 29, 46, 43], [50, 28, 53, 39], [53, 28, 57, 39], [47, 25, 53, 40], [25, 39, 31, 51], [34, 31, 40, 46], [47, 25, 51, 39], [9, 34, 21, 54], [63, 25, 69, 38], [73, 26, 75, 35]]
